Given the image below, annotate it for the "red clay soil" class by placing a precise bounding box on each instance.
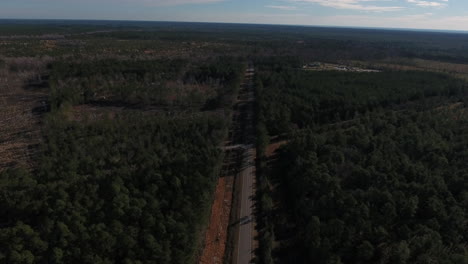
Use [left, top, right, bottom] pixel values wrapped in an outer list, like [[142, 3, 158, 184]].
[[199, 173, 234, 264]]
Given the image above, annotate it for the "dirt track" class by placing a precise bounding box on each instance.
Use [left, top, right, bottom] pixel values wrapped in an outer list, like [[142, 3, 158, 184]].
[[199, 171, 235, 264]]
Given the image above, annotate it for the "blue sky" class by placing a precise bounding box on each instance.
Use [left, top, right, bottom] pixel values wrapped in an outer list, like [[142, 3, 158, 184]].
[[1, 0, 468, 31]]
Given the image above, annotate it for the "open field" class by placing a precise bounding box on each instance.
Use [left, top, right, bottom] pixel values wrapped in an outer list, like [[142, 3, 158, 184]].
[[351, 58, 468, 80], [303, 62, 380, 72]]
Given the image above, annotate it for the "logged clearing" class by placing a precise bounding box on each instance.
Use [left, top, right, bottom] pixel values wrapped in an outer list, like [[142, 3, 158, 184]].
[[0, 61, 48, 171]]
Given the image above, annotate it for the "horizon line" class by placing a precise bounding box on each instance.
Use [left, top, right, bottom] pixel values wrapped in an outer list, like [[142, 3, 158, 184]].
[[1, 17, 468, 35]]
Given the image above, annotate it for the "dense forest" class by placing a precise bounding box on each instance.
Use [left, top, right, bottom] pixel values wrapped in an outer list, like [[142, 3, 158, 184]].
[[256, 62, 467, 134], [275, 111, 468, 263], [2, 21, 468, 264], [0, 39, 245, 262], [4, 21, 468, 62], [255, 61, 468, 263], [1, 113, 227, 263], [49, 58, 244, 110]]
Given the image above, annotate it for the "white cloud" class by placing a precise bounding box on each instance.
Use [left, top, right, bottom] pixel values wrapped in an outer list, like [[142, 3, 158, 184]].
[[165, 9, 468, 31], [133, 0, 223, 6], [310, 13, 468, 31], [266, 5, 298, 11], [288, 0, 404, 12], [406, 0, 448, 7], [33, 0, 224, 6]]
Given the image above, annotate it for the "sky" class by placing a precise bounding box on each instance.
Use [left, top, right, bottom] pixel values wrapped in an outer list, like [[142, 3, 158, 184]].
[[1, 0, 468, 31]]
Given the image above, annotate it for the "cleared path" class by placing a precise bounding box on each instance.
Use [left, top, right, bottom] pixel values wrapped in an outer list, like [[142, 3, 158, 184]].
[[236, 67, 256, 264]]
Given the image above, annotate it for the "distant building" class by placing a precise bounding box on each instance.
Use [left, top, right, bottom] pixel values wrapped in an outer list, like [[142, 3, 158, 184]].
[[309, 62, 321, 67]]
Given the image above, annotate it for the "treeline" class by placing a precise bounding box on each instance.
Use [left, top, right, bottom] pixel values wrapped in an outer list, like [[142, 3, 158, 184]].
[[5, 22, 468, 64], [254, 74, 274, 264], [0, 113, 227, 264], [49, 57, 244, 110], [254, 64, 468, 263]]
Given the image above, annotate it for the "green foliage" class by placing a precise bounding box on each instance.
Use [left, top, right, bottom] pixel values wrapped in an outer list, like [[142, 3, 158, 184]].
[[274, 109, 468, 263], [256, 66, 468, 263], [48, 58, 244, 110], [5, 20, 468, 264], [256, 66, 467, 135]]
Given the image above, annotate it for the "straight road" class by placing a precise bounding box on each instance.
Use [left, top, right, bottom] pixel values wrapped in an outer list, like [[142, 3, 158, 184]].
[[200, 65, 255, 264], [237, 148, 255, 264], [236, 66, 256, 264]]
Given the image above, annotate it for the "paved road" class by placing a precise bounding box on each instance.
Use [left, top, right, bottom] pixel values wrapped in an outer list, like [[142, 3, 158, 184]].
[[236, 67, 256, 264], [237, 148, 255, 264]]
